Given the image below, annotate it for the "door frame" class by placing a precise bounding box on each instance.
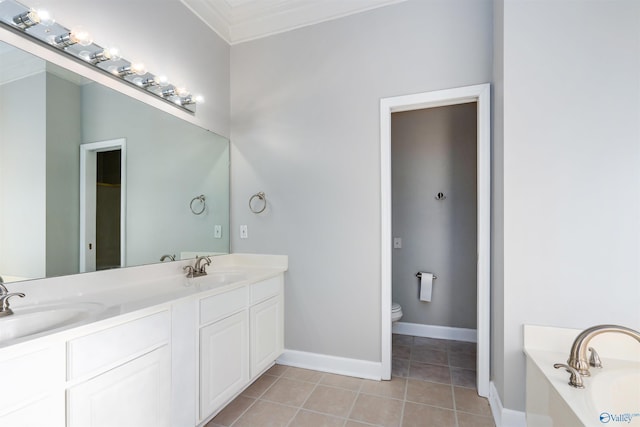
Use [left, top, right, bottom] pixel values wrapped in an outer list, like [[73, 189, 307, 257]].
[[380, 84, 491, 397], [79, 138, 127, 272]]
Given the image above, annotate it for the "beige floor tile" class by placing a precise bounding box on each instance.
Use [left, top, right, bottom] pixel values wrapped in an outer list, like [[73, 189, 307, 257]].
[[303, 385, 357, 418], [266, 364, 289, 377], [208, 395, 254, 426], [360, 377, 407, 400], [448, 341, 476, 354], [457, 412, 496, 427], [320, 373, 364, 391], [232, 400, 297, 427], [392, 358, 410, 377], [393, 334, 414, 346], [454, 387, 492, 417], [448, 352, 476, 370], [345, 421, 374, 427], [405, 379, 454, 409], [411, 348, 448, 366], [451, 368, 476, 388], [413, 337, 449, 350], [241, 374, 278, 398], [408, 361, 451, 384], [402, 402, 456, 427], [349, 394, 403, 427], [261, 377, 315, 407], [282, 366, 324, 383], [393, 344, 411, 360], [289, 410, 345, 427]]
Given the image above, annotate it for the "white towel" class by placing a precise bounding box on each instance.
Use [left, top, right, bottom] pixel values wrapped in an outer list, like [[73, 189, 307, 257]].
[[419, 272, 433, 302]]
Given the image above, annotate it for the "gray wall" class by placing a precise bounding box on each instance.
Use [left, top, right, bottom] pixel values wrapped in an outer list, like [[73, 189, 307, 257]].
[[493, 0, 640, 411], [391, 104, 477, 329], [230, 0, 493, 362], [46, 72, 81, 277], [0, 73, 47, 279]]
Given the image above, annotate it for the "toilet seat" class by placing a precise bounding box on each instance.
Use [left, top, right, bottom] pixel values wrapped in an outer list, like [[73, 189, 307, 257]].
[[391, 302, 403, 322]]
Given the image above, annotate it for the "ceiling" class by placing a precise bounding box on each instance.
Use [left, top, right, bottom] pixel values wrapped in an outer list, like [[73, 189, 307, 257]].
[[180, 0, 408, 45]]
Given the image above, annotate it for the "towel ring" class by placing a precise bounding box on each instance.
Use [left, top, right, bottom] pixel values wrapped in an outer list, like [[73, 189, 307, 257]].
[[249, 192, 267, 214], [190, 195, 206, 215]]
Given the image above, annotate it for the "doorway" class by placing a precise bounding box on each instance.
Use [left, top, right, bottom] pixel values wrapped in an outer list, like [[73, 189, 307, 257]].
[[380, 84, 490, 397], [79, 139, 127, 272]]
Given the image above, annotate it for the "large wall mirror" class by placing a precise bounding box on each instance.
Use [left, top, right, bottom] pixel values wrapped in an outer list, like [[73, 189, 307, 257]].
[[0, 39, 230, 283]]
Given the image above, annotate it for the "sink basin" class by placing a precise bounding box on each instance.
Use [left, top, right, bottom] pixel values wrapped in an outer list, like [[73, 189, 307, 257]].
[[208, 271, 248, 284], [0, 302, 103, 344]]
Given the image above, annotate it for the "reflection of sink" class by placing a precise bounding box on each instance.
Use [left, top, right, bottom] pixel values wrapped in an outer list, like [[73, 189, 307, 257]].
[[0, 302, 103, 344]]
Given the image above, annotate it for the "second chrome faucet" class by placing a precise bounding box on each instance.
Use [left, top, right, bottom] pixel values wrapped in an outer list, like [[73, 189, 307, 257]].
[[183, 255, 212, 278]]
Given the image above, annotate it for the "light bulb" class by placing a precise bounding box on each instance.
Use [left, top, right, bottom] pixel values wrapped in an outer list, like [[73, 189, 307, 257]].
[[130, 63, 147, 76], [85, 46, 121, 63], [194, 95, 204, 103], [13, 9, 38, 28], [70, 27, 93, 46], [36, 10, 54, 26], [154, 75, 169, 87], [175, 87, 189, 97]]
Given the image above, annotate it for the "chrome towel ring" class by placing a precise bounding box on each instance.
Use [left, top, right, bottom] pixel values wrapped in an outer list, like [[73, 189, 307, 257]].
[[249, 192, 267, 214], [190, 195, 206, 215]]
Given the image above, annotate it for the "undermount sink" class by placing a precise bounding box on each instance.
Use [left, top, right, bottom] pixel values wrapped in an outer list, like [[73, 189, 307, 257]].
[[0, 302, 103, 344], [208, 271, 248, 284]]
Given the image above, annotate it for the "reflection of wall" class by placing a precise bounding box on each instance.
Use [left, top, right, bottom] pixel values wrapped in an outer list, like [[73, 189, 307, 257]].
[[391, 104, 477, 329], [0, 74, 47, 279], [46, 73, 81, 277], [0, 72, 80, 279], [82, 83, 230, 267]]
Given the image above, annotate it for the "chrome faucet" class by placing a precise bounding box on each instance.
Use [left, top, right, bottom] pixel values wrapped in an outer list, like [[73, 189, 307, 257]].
[[183, 255, 212, 278], [160, 254, 176, 262], [0, 291, 25, 318], [0, 276, 7, 296], [567, 324, 640, 377]]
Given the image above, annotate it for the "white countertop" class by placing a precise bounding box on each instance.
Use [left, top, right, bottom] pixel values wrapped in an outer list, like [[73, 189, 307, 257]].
[[0, 253, 287, 351]]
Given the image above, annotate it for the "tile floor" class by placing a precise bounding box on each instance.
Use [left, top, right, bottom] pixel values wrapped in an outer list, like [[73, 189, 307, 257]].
[[206, 335, 495, 427]]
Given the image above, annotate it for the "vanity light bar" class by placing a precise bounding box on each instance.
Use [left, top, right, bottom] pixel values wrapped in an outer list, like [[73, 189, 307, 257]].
[[0, 0, 203, 113]]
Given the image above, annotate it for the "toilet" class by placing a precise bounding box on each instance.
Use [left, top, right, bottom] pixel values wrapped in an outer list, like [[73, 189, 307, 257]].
[[391, 302, 403, 323]]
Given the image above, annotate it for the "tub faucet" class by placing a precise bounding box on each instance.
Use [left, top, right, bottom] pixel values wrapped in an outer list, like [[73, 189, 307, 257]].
[[567, 324, 640, 376]]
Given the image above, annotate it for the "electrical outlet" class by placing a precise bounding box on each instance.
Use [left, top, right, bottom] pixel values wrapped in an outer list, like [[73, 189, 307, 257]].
[[393, 237, 402, 249], [240, 225, 248, 239], [214, 225, 222, 238]]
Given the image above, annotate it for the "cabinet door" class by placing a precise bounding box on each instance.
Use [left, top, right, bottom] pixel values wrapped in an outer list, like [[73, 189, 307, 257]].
[[67, 346, 171, 427], [199, 310, 249, 421], [250, 295, 283, 378], [0, 394, 64, 427]]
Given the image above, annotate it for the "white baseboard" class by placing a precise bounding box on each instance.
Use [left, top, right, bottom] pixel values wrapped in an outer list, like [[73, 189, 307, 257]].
[[277, 349, 382, 380], [489, 381, 527, 427], [392, 321, 477, 343]]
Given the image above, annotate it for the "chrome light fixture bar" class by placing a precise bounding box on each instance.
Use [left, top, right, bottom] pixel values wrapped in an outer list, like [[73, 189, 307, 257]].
[[0, 0, 203, 113]]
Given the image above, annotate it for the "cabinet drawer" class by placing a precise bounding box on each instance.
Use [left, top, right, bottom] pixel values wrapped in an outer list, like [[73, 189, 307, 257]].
[[250, 276, 282, 305], [200, 287, 248, 326], [67, 311, 170, 380]]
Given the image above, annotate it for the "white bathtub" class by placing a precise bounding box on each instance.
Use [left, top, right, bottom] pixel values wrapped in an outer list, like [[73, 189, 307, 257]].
[[524, 325, 640, 426]]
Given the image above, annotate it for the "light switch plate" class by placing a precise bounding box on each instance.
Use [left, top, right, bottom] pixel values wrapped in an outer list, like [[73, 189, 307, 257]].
[[240, 225, 248, 239], [214, 225, 222, 238], [393, 237, 402, 249]]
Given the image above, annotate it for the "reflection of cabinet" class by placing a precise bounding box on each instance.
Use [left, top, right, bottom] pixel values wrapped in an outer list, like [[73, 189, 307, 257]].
[[67, 311, 171, 427]]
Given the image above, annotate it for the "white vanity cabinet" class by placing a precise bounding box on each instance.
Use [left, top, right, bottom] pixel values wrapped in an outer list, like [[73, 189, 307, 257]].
[[198, 274, 284, 423], [0, 343, 66, 427], [67, 310, 171, 427], [249, 275, 284, 378], [199, 287, 250, 421]]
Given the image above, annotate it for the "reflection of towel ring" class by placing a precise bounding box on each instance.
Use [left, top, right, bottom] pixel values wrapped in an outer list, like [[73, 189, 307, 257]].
[[190, 195, 206, 215], [249, 192, 266, 214]]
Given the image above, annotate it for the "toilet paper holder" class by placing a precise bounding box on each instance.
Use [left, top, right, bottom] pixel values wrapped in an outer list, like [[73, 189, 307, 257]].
[[416, 272, 437, 280]]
